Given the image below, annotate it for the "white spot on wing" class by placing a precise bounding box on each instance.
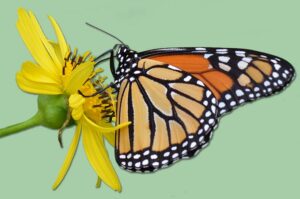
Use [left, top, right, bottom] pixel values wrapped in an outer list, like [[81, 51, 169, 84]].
[[205, 111, 212, 117], [195, 47, 207, 51], [204, 124, 209, 131], [242, 57, 253, 63], [216, 49, 228, 52], [135, 162, 141, 167], [197, 80, 205, 87], [264, 81, 271, 87], [274, 64, 281, 70], [271, 59, 278, 64], [238, 61, 248, 70], [142, 159, 149, 166], [190, 142, 197, 149], [162, 160, 168, 165], [225, 94, 232, 100], [143, 150, 150, 156], [204, 54, 213, 58], [235, 50, 246, 57], [168, 65, 181, 71], [236, 89, 244, 97], [184, 76, 192, 82], [219, 102, 225, 108], [163, 152, 170, 157], [272, 72, 279, 78], [211, 105, 216, 114], [219, 63, 231, 71], [219, 56, 230, 63], [172, 153, 179, 159], [206, 90, 212, 98]]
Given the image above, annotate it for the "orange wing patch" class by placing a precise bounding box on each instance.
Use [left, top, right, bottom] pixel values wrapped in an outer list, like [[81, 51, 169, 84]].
[[201, 71, 234, 94], [171, 91, 205, 118], [174, 107, 200, 134], [139, 76, 173, 116], [147, 67, 183, 80], [152, 113, 169, 152], [169, 120, 186, 145], [149, 54, 210, 73], [117, 80, 130, 153], [131, 82, 151, 152], [246, 66, 264, 83], [169, 83, 204, 101], [253, 60, 272, 75]]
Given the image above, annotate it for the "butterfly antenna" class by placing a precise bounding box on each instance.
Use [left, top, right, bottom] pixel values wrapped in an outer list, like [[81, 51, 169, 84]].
[[85, 22, 125, 45]]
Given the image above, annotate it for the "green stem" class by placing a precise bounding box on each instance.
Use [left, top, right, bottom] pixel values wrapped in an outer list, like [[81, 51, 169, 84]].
[[0, 112, 43, 138]]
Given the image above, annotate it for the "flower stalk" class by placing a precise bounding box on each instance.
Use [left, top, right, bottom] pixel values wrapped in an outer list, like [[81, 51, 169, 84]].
[[0, 112, 42, 138]]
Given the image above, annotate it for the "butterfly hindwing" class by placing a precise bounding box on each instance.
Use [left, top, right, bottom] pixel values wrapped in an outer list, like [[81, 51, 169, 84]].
[[140, 47, 295, 116], [115, 59, 219, 172]]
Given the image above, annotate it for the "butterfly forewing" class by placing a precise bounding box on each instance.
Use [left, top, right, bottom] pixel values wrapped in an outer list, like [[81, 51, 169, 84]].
[[141, 47, 295, 116], [116, 59, 219, 172]]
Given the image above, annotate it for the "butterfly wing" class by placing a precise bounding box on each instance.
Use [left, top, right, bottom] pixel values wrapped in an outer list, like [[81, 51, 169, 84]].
[[140, 47, 295, 116], [115, 59, 219, 172]]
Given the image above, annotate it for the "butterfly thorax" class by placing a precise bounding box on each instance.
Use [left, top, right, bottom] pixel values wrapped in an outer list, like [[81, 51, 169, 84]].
[[115, 46, 139, 89]]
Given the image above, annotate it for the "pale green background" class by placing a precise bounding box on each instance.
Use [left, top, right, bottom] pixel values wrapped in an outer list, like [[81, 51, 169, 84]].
[[0, 0, 299, 198]]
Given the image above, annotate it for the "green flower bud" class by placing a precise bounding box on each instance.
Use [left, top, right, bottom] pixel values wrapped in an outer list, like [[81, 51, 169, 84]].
[[38, 95, 69, 129]]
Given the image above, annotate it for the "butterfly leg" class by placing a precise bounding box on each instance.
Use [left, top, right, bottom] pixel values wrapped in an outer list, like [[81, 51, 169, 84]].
[[94, 49, 116, 79]]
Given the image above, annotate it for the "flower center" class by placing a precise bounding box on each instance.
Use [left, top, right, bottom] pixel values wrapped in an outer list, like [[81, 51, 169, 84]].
[[62, 49, 93, 76], [80, 79, 115, 124]]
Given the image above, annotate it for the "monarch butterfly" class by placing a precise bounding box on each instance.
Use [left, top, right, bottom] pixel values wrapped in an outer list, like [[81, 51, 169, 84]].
[[88, 24, 296, 173]]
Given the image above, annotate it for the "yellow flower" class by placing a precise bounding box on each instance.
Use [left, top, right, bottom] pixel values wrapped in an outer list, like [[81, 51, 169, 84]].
[[15, 8, 130, 191]]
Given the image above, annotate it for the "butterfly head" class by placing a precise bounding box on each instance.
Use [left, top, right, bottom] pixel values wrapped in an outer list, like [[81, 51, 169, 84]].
[[114, 45, 140, 88]]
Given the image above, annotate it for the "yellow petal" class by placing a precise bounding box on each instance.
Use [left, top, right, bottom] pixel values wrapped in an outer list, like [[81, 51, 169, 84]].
[[49, 40, 63, 65], [20, 61, 60, 84], [82, 121, 121, 191], [16, 72, 62, 95], [52, 123, 82, 190], [64, 61, 94, 95], [96, 177, 102, 188], [98, 122, 115, 146], [17, 8, 60, 76], [83, 115, 131, 134], [49, 16, 69, 62], [28, 11, 62, 68]]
